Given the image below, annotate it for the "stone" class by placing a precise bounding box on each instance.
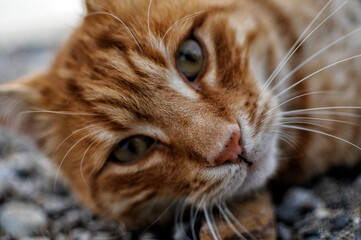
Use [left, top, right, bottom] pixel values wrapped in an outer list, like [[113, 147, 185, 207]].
[[199, 190, 276, 240], [277, 222, 292, 240], [85, 219, 119, 232], [0, 202, 47, 238], [42, 197, 74, 217], [52, 210, 83, 233], [51, 182, 70, 197], [70, 228, 91, 240], [302, 229, 321, 238], [331, 214, 350, 231], [20, 238, 50, 240], [353, 216, 360, 225], [93, 232, 114, 240], [54, 234, 67, 240], [355, 174, 361, 186], [0, 180, 10, 202], [354, 228, 361, 240], [0, 129, 12, 158], [303, 237, 320, 240], [277, 188, 320, 224]]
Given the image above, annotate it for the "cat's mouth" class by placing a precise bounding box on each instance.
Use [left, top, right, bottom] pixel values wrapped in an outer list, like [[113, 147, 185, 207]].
[[217, 154, 254, 167]]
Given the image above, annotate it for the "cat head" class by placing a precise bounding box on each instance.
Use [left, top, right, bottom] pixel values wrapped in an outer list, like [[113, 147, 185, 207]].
[[0, 0, 285, 227]]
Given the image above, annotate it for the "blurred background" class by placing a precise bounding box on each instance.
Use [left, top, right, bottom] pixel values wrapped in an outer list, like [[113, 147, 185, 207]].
[[0, 0, 84, 83]]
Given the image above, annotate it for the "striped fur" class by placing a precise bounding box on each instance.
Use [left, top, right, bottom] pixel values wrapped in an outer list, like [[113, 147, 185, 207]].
[[0, 0, 360, 228]]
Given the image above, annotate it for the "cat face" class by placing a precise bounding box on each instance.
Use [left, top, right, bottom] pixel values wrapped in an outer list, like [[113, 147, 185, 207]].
[[0, 0, 285, 227]]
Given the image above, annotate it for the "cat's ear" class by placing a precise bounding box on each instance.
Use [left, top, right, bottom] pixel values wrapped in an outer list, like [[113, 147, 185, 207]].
[[0, 73, 46, 135], [85, 0, 107, 13]]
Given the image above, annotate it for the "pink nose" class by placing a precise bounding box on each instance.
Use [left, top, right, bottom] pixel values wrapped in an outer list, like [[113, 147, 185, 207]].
[[215, 132, 250, 166]]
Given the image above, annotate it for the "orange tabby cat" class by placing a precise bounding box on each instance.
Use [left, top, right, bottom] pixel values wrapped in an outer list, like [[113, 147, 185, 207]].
[[0, 0, 360, 230]]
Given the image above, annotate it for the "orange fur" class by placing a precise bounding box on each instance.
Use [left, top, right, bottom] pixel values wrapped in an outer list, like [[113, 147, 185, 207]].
[[0, 0, 360, 228]]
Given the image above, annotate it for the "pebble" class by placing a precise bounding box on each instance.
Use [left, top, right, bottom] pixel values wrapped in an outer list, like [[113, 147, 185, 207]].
[[85, 219, 119, 232], [0, 132, 11, 158], [353, 216, 360, 225], [277, 222, 292, 240], [70, 228, 91, 240], [277, 188, 320, 224], [93, 232, 114, 240], [355, 174, 361, 186], [355, 229, 361, 240], [52, 210, 83, 233], [303, 229, 321, 238], [42, 197, 75, 217], [54, 234, 67, 240], [0, 202, 47, 238], [331, 214, 350, 231], [303, 237, 320, 240], [0, 181, 8, 201], [20, 238, 50, 240]]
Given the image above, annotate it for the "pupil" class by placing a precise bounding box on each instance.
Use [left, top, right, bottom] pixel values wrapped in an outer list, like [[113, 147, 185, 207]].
[[126, 141, 137, 154], [184, 53, 197, 63]]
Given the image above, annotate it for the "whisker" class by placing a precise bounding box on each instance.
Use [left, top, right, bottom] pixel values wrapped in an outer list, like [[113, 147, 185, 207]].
[[278, 134, 300, 152], [217, 195, 226, 227], [147, 0, 153, 43], [203, 206, 219, 240], [53, 130, 101, 195], [20, 109, 98, 116], [275, 54, 361, 99], [191, 194, 204, 240], [180, 196, 192, 240], [222, 203, 258, 240], [272, 130, 300, 151], [276, 130, 299, 145], [174, 194, 192, 240], [259, 0, 336, 97], [55, 124, 102, 152], [87, 1, 112, 12], [277, 120, 333, 130], [217, 204, 247, 240], [80, 139, 99, 186], [174, 201, 182, 239], [266, 91, 336, 115], [190, 203, 197, 240], [140, 197, 179, 237], [279, 116, 358, 126], [281, 125, 361, 150], [85, 12, 143, 53], [271, 26, 361, 93], [280, 106, 361, 116], [210, 210, 221, 240], [162, 10, 209, 41], [281, 111, 361, 118]]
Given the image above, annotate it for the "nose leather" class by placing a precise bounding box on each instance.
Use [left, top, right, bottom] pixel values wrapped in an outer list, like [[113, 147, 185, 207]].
[[215, 132, 244, 165]]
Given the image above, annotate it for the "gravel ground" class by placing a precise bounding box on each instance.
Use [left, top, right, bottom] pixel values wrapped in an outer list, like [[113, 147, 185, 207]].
[[1, 46, 360, 240], [275, 173, 361, 240], [0, 128, 130, 240]]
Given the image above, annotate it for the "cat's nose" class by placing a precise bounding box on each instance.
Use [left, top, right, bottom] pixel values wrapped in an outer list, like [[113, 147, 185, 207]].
[[215, 132, 251, 166]]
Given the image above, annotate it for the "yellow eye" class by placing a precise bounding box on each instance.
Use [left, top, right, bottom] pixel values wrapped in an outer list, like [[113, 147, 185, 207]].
[[176, 37, 205, 81], [110, 136, 154, 163]]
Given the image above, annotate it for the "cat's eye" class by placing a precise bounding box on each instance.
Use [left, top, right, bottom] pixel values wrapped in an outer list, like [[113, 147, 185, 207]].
[[110, 136, 155, 164], [176, 37, 205, 81]]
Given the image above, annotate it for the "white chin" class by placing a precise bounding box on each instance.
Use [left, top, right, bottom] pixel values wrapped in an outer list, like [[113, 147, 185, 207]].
[[237, 147, 278, 195]]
